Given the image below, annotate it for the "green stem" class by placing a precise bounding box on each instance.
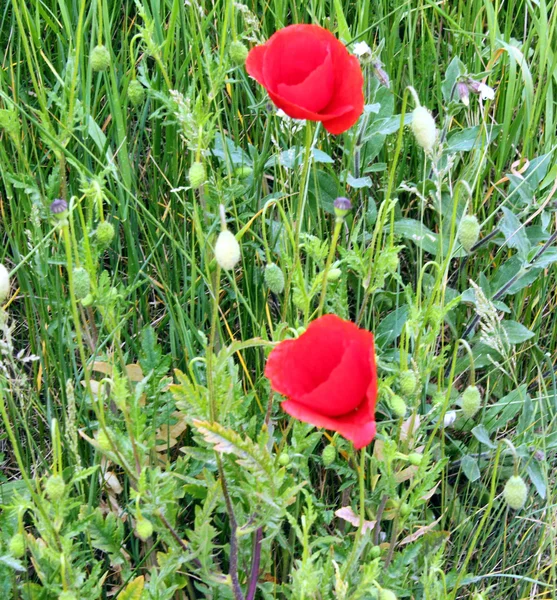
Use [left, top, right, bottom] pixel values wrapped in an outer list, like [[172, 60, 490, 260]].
[[315, 217, 343, 317], [342, 447, 367, 577]]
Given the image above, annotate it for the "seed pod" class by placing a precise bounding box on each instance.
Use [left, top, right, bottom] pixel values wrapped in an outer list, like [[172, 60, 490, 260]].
[[188, 161, 207, 189], [264, 263, 285, 294], [95, 221, 115, 249], [389, 394, 407, 418], [127, 80, 145, 107], [45, 474, 66, 502], [461, 385, 482, 419], [90, 45, 111, 72], [458, 215, 481, 253], [0, 264, 10, 302], [229, 40, 249, 65], [72, 268, 91, 300], [411, 106, 437, 154], [278, 452, 290, 466], [215, 230, 241, 270], [399, 370, 417, 396], [322, 444, 337, 466], [326, 268, 342, 282], [135, 517, 154, 541], [503, 475, 528, 510]]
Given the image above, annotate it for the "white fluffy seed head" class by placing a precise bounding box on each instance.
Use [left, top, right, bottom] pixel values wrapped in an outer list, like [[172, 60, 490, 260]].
[[215, 230, 241, 270], [0, 264, 10, 302], [412, 106, 437, 153]]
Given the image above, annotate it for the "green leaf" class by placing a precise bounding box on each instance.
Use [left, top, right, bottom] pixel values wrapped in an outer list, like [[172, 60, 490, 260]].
[[471, 425, 497, 449], [499, 207, 531, 259], [460, 455, 481, 482], [446, 125, 501, 152], [333, 0, 351, 43], [484, 385, 528, 433], [117, 576, 145, 600], [394, 219, 439, 254], [501, 320, 535, 344], [442, 57, 466, 103], [375, 305, 409, 347], [526, 461, 546, 499]]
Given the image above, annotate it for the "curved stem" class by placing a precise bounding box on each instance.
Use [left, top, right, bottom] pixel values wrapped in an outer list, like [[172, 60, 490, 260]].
[[316, 217, 343, 317]]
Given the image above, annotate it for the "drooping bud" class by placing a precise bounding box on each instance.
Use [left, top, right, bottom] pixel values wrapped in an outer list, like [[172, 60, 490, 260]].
[[215, 230, 241, 270], [127, 80, 145, 107], [458, 215, 481, 252], [90, 45, 111, 72], [50, 198, 68, 220], [188, 161, 207, 189], [333, 197, 352, 220], [264, 263, 285, 294], [399, 370, 417, 396], [372, 60, 390, 88], [45, 474, 66, 502], [408, 452, 423, 466], [389, 395, 407, 418], [322, 444, 337, 466], [443, 410, 457, 427], [9, 533, 25, 558], [411, 106, 437, 154], [135, 518, 154, 541], [95, 221, 116, 249], [503, 475, 528, 510], [229, 40, 249, 65], [72, 268, 91, 300], [461, 385, 482, 419], [0, 264, 10, 302]]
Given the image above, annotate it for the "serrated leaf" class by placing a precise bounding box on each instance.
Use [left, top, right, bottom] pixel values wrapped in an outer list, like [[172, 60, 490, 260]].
[[460, 455, 481, 482], [117, 576, 144, 600]]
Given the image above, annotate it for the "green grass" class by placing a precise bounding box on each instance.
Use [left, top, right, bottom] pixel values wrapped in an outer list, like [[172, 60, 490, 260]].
[[0, 0, 556, 598]]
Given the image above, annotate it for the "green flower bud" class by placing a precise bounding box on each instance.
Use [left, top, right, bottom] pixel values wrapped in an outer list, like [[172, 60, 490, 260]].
[[188, 161, 207, 189], [412, 106, 437, 154], [389, 394, 407, 418], [399, 370, 417, 396], [264, 263, 285, 294], [333, 197, 352, 219], [379, 590, 398, 600], [45, 474, 66, 502], [369, 545, 381, 559], [503, 475, 528, 510], [400, 502, 411, 517], [322, 444, 337, 466], [229, 40, 249, 65], [90, 44, 111, 72], [326, 268, 342, 282], [461, 385, 482, 419], [458, 215, 481, 253], [72, 268, 91, 300], [127, 80, 145, 107], [59, 592, 77, 600], [95, 221, 115, 250], [278, 452, 290, 466], [235, 166, 253, 179], [9, 533, 25, 558], [135, 517, 154, 541], [408, 452, 423, 466]]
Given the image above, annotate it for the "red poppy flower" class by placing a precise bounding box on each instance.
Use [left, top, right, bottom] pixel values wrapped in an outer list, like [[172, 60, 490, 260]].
[[246, 24, 364, 135], [265, 315, 377, 448]]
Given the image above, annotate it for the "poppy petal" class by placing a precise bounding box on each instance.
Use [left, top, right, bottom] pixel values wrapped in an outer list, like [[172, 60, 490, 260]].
[[245, 44, 268, 86], [282, 398, 376, 449]]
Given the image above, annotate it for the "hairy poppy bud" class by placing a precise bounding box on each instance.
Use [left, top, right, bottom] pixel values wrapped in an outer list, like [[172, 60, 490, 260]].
[[264, 263, 285, 294], [461, 385, 482, 419], [503, 475, 528, 510], [0, 264, 10, 302], [333, 197, 352, 219], [95, 221, 115, 249], [399, 370, 417, 396], [90, 45, 111, 72], [278, 452, 290, 466], [215, 230, 241, 270], [188, 161, 207, 189], [229, 40, 249, 65], [72, 268, 91, 300], [408, 452, 423, 466], [9, 533, 25, 558], [458, 215, 481, 253], [235, 166, 253, 179], [127, 80, 145, 107], [411, 106, 437, 154], [389, 395, 407, 418], [50, 198, 68, 219], [369, 545, 381, 558], [135, 517, 154, 541], [327, 267, 342, 282], [45, 474, 66, 502], [322, 444, 337, 466], [379, 590, 398, 600]]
